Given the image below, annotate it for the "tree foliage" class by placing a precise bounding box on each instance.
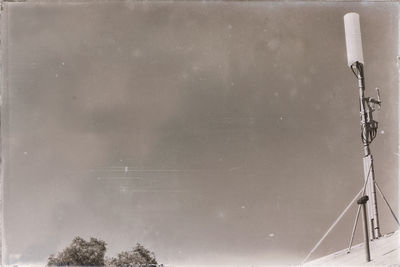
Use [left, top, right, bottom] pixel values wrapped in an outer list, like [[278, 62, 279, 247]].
[[107, 243, 158, 267], [48, 237, 160, 267], [48, 237, 107, 266]]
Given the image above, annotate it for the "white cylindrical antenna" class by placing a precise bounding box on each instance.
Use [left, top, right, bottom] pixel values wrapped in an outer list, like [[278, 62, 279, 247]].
[[344, 12, 364, 67]]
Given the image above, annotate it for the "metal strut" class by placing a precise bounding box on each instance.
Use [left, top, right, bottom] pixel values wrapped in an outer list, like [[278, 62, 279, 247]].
[[375, 181, 400, 226], [347, 204, 361, 254]]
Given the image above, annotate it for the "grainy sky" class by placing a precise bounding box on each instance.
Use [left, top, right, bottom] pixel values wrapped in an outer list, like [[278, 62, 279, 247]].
[[3, 1, 399, 266]]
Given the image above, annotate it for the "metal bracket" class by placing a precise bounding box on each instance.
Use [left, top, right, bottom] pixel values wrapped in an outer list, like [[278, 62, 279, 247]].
[[365, 88, 382, 111]]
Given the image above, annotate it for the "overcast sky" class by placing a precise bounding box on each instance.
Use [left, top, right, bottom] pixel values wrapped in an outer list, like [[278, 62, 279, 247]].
[[2, 1, 399, 266]]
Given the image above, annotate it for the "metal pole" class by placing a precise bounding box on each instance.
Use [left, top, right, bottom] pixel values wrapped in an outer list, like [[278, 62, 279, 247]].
[[347, 163, 373, 253], [357, 195, 371, 262], [354, 62, 381, 239]]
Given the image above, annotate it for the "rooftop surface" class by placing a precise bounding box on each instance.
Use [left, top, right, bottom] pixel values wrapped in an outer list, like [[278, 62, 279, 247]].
[[304, 231, 400, 266]]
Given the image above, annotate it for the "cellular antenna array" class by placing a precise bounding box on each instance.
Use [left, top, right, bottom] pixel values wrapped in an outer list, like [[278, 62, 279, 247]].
[[302, 12, 399, 264]]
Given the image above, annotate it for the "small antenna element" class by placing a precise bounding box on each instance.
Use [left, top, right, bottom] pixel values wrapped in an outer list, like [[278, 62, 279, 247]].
[[344, 13, 364, 67], [376, 88, 381, 103]]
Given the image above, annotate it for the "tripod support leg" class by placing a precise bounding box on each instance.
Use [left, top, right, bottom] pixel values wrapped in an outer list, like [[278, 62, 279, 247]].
[[375, 181, 400, 226], [347, 203, 361, 254]]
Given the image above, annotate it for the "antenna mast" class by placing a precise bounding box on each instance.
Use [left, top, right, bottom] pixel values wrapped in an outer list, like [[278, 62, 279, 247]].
[[344, 12, 381, 240]]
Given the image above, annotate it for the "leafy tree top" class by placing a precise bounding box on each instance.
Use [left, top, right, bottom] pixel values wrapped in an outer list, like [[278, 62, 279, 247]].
[[48, 237, 107, 266], [107, 243, 158, 267]]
